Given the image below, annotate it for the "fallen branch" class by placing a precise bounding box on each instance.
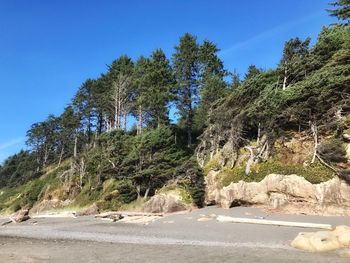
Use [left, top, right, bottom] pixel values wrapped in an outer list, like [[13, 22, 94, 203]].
[[315, 153, 338, 173], [95, 211, 163, 218], [216, 215, 332, 230]]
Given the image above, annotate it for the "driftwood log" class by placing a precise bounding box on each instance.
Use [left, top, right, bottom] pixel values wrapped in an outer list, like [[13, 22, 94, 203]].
[[2, 209, 31, 225], [216, 215, 332, 230], [95, 211, 163, 222]]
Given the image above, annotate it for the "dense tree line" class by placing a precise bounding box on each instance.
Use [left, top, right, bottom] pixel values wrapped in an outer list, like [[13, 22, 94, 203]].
[[0, 2, 349, 208], [22, 34, 227, 171]]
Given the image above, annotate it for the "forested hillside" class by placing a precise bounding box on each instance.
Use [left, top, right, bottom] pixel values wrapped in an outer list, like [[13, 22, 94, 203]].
[[0, 1, 349, 213]]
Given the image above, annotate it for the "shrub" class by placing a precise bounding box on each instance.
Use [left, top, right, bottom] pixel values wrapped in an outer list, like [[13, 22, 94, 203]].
[[317, 139, 347, 163], [220, 159, 334, 187]]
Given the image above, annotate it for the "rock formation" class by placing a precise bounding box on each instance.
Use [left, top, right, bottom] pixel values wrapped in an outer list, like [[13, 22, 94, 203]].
[[291, 225, 350, 255], [142, 190, 191, 213], [205, 172, 350, 215]]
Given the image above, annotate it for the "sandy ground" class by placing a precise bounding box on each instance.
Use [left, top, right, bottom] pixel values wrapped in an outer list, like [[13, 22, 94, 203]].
[[0, 207, 349, 263]]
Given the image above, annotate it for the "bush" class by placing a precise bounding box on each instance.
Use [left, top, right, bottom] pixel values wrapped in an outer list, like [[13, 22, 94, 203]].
[[317, 139, 347, 163], [220, 159, 334, 187]]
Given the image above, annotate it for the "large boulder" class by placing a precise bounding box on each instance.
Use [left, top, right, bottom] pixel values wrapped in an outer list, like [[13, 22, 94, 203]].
[[291, 225, 350, 253], [142, 190, 191, 214], [204, 171, 221, 205], [205, 173, 350, 215]]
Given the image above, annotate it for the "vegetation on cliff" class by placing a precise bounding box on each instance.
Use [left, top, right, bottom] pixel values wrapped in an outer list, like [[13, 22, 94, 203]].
[[0, 2, 349, 212]]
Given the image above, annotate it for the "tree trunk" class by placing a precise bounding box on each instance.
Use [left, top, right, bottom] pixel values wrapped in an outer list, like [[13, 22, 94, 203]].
[[257, 123, 261, 145], [57, 146, 64, 168], [114, 81, 119, 130], [282, 66, 288, 90], [187, 102, 193, 147], [79, 157, 85, 189], [74, 136, 78, 158], [310, 122, 318, 164], [187, 86, 193, 147], [137, 105, 143, 135], [144, 187, 150, 199], [97, 112, 103, 135], [136, 185, 141, 200], [124, 109, 127, 131], [43, 145, 49, 168]]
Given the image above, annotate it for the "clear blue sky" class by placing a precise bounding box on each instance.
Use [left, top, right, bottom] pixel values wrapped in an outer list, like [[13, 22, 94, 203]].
[[0, 0, 336, 163]]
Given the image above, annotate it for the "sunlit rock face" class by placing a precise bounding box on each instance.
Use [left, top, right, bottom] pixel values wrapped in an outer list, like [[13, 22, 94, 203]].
[[205, 172, 350, 216], [142, 191, 191, 213]]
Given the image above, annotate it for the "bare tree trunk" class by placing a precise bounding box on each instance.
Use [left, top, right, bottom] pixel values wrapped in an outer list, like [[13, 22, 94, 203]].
[[310, 121, 318, 164], [57, 146, 64, 168], [282, 66, 288, 90], [136, 185, 141, 199], [42, 144, 50, 169], [118, 96, 121, 129], [257, 123, 261, 145], [144, 187, 150, 199], [79, 157, 85, 189], [113, 81, 119, 130], [137, 105, 143, 135], [74, 136, 78, 158]]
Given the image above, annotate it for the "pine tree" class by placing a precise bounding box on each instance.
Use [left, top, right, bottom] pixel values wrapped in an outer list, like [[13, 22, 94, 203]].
[[173, 33, 200, 146], [57, 105, 80, 165], [230, 71, 241, 90], [279, 37, 310, 90], [244, 65, 262, 81], [328, 0, 350, 23], [195, 40, 227, 130], [107, 55, 134, 131], [146, 49, 174, 128], [133, 56, 151, 134], [26, 115, 60, 169], [72, 79, 95, 143]]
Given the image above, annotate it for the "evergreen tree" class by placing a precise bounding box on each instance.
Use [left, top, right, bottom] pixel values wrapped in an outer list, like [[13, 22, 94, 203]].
[[145, 49, 174, 128], [195, 40, 227, 130], [279, 37, 310, 90], [244, 65, 262, 81], [57, 105, 80, 165], [72, 79, 95, 142], [230, 71, 241, 90], [328, 0, 350, 23], [173, 33, 200, 146], [133, 56, 151, 134], [107, 55, 134, 131], [26, 115, 60, 169]]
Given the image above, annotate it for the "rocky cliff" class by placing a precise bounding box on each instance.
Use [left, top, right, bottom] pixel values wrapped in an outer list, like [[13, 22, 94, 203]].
[[205, 172, 350, 216], [198, 119, 350, 215]]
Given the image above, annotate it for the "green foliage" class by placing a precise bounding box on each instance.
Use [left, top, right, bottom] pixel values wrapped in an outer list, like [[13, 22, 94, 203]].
[[0, 150, 40, 187], [220, 160, 334, 187], [2, 6, 349, 212], [173, 33, 200, 146], [318, 138, 347, 163], [328, 0, 350, 23], [244, 65, 263, 80], [174, 158, 205, 207], [0, 167, 61, 213]]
